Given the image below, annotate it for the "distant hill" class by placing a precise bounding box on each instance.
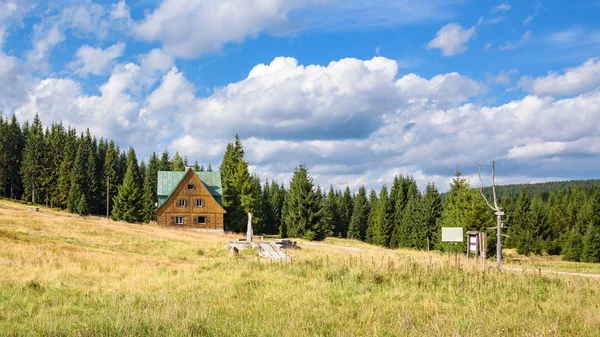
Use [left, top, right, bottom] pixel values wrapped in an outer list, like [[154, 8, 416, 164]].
[[480, 179, 600, 201]]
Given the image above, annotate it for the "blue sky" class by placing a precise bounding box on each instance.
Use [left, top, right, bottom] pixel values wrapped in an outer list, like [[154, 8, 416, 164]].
[[1, 0, 599, 191]]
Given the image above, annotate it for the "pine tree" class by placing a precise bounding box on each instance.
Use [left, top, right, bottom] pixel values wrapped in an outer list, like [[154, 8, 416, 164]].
[[20, 114, 46, 203], [207, 163, 213, 172], [193, 160, 200, 171], [142, 152, 159, 223], [199, 164, 205, 172], [171, 152, 185, 171], [283, 164, 324, 240], [159, 151, 170, 171], [112, 148, 142, 222], [347, 186, 369, 240], [183, 156, 189, 167]]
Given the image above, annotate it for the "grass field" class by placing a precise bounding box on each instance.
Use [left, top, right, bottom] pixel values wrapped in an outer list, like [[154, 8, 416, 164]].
[[1, 200, 599, 336]]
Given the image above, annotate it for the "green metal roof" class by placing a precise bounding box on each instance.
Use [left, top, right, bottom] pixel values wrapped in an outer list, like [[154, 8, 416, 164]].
[[157, 170, 223, 207]]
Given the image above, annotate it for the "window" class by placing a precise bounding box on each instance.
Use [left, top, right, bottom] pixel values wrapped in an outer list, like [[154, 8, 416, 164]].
[[177, 199, 187, 207], [195, 216, 206, 225], [195, 199, 204, 207], [187, 184, 196, 190], [175, 216, 184, 225]]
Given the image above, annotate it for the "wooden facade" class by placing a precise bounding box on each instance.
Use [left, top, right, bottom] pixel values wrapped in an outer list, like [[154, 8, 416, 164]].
[[155, 169, 225, 229]]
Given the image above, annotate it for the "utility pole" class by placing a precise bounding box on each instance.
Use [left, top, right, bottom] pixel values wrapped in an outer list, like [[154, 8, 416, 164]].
[[478, 161, 504, 269], [106, 177, 110, 222]]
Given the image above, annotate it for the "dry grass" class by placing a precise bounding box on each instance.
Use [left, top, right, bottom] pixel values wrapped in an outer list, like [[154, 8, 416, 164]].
[[1, 199, 599, 336]]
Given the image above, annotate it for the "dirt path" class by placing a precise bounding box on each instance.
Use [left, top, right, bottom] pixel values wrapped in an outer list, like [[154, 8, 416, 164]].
[[502, 267, 600, 279]]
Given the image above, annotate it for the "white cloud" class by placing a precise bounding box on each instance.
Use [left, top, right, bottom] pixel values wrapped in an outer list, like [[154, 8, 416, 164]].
[[0, 0, 35, 46], [170, 56, 482, 143], [523, 3, 541, 25], [484, 42, 492, 51], [25, 2, 127, 70], [70, 43, 125, 76], [134, 0, 321, 58], [426, 23, 476, 56], [499, 30, 532, 51], [491, 3, 511, 13], [518, 58, 600, 96]]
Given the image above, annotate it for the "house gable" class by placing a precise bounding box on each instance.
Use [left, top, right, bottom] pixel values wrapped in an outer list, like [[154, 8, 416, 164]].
[[155, 169, 226, 216]]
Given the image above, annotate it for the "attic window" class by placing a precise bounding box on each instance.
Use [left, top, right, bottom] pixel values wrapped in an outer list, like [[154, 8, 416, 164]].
[[195, 199, 204, 207], [187, 184, 196, 190], [196, 216, 206, 224], [177, 199, 187, 207]]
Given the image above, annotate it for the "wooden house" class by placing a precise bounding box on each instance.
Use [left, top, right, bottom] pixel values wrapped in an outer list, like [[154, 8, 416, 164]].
[[155, 168, 225, 230]]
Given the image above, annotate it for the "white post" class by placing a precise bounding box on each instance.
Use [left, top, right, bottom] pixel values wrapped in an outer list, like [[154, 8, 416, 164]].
[[246, 212, 253, 242]]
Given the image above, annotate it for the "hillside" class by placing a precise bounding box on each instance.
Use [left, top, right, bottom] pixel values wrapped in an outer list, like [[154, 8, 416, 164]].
[[481, 179, 600, 201], [1, 200, 600, 336]]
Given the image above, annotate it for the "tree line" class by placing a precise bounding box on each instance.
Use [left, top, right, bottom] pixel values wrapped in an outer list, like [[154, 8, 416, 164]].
[[1, 114, 599, 262]]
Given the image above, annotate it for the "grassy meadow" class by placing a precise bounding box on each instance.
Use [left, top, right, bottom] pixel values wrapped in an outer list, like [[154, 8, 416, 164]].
[[1, 199, 600, 336]]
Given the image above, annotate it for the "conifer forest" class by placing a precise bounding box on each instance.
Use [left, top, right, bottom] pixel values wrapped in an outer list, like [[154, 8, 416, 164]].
[[1, 114, 599, 263]]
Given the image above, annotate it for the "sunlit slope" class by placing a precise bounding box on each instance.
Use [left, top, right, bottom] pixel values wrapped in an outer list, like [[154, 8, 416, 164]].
[[0, 200, 599, 336]]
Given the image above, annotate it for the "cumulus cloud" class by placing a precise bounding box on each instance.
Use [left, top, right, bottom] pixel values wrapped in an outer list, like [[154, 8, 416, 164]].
[[518, 58, 600, 96], [70, 43, 125, 76], [427, 23, 476, 56], [167, 56, 483, 143]]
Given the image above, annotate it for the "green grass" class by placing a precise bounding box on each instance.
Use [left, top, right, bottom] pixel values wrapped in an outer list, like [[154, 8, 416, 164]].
[[0, 200, 599, 336]]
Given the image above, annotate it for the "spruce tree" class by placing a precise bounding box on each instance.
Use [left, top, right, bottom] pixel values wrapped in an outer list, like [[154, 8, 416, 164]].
[[347, 186, 369, 240], [366, 189, 378, 243], [67, 137, 89, 215], [581, 192, 600, 262], [324, 186, 341, 239], [20, 114, 46, 203], [85, 133, 100, 214], [563, 226, 583, 261], [112, 148, 142, 222], [207, 163, 213, 172], [0, 115, 7, 196], [193, 160, 200, 171], [6, 115, 24, 199], [219, 135, 246, 232], [421, 183, 443, 250], [337, 186, 353, 237], [283, 164, 324, 240], [142, 152, 159, 223], [369, 185, 393, 247], [438, 169, 472, 251], [171, 152, 185, 171], [159, 151, 170, 171], [199, 164, 205, 172]]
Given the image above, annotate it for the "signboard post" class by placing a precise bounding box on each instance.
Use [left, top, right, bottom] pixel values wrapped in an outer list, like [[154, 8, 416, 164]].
[[442, 227, 463, 267]]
